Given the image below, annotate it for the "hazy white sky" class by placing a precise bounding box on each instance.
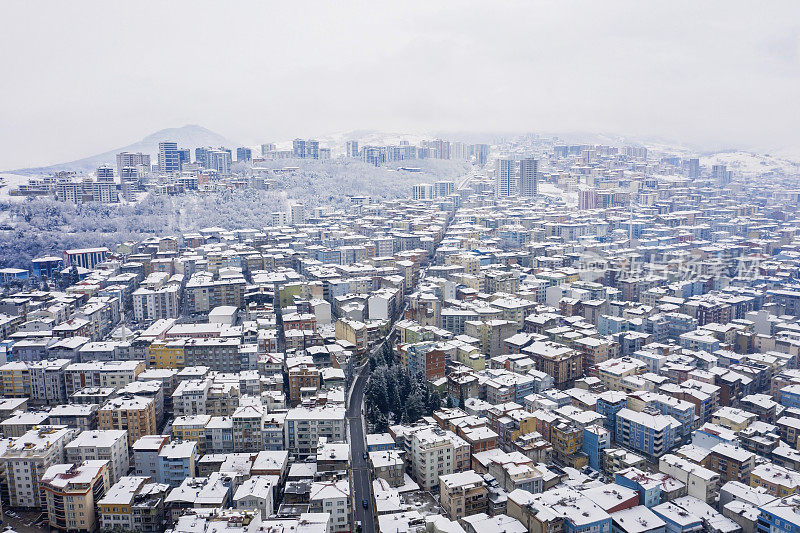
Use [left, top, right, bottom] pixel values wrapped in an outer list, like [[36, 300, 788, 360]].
[[1, 0, 799, 168]]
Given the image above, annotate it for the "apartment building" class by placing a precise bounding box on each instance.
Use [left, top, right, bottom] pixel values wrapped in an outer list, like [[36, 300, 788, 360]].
[[596, 358, 647, 391], [439, 470, 488, 521], [98, 395, 157, 447], [232, 400, 266, 452], [132, 434, 169, 480], [171, 415, 211, 454], [157, 440, 197, 488], [172, 379, 211, 416], [659, 454, 720, 503], [63, 361, 145, 397], [706, 443, 755, 483], [712, 407, 758, 432], [65, 429, 129, 484], [552, 421, 587, 468], [523, 341, 583, 388], [47, 405, 99, 432], [409, 426, 470, 491], [334, 318, 368, 354], [183, 338, 244, 373], [97, 476, 169, 533], [485, 451, 545, 494], [0, 361, 31, 398], [1, 425, 79, 508], [626, 392, 696, 439], [369, 450, 405, 487], [132, 285, 180, 323], [41, 460, 110, 533], [400, 342, 446, 381], [615, 408, 680, 458], [288, 364, 321, 406], [309, 480, 351, 533], [233, 475, 276, 519], [148, 339, 186, 369], [28, 358, 71, 404], [750, 463, 800, 497], [283, 406, 346, 457]]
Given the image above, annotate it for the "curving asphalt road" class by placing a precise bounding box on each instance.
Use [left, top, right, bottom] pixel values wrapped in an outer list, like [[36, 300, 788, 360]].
[[346, 213, 451, 533], [348, 329, 401, 533], [348, 357, 374, 533]]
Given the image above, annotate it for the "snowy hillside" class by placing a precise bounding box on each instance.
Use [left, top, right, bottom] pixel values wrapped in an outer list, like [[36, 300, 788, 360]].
[[699, 151, 800, 177], [10, 125, 237, 175]]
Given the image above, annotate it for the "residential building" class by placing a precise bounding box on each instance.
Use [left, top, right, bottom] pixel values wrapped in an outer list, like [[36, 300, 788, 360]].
[[439, 470, 487, 521], [41, 460, 110, 533], [98, 395, 157, 447], [1, 425, 79, 507], [65, 429, 129, 484]]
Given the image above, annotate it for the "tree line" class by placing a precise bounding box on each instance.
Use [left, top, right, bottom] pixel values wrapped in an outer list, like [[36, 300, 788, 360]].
[[364, 343, 442, 432]]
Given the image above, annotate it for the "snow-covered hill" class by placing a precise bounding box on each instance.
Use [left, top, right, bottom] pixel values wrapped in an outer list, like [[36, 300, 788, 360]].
[[11, 125, 237, 175], [699, 151, 800, 177]]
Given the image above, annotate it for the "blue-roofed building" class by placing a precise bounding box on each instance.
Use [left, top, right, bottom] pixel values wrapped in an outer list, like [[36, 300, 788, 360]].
[[0, 268, 28, 282], [597, 391, 628, 431], [615, 467, 662, 508], [31, 256, 64, 278], [652, 502, 702, 533], [583, 424, 610, 471], [779, 385, 800, 409], [615, 408, 680, 458], [757, 495, 800, 533], [366, 433, 396, 452]]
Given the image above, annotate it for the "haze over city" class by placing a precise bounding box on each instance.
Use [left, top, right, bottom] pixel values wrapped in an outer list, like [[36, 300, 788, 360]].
[[2, 0, 800, 169]]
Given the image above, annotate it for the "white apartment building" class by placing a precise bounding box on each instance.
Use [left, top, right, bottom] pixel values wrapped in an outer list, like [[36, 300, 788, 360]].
[[63, 360, 145, 397], [659, 453, 720, 503], [410, 426, 470, 491], [172, 379, 212, 416], [27, 359, 71, 405], [309, 479, 351, 533], [1, 425, 79, 507], [233, 475, 277, 519], [496, 158, 518, 197], [132, 285, 180, 323], [65, 429, 129, 484], [283, 406, 346, 457]]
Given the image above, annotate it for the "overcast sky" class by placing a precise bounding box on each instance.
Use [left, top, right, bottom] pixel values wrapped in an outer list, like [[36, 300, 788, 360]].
[[1, 0, 799, 169]]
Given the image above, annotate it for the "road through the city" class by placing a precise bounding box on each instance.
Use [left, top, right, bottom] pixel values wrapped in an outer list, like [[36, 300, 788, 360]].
[[348, 350, 377, 533]]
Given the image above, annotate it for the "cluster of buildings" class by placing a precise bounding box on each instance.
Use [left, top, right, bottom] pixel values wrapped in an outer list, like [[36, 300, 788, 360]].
[[354, 137, 800, 533], [14, 169, 129, 203], [0, 178, 466, 532], [346, 139, 490, 167], [9, 135, 486, 206], [0, 133, 800, 533]]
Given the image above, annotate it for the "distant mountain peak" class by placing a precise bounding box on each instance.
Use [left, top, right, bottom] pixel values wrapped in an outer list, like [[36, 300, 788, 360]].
[[12, 125, 237, 175], [141, 124, 229, 144]]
